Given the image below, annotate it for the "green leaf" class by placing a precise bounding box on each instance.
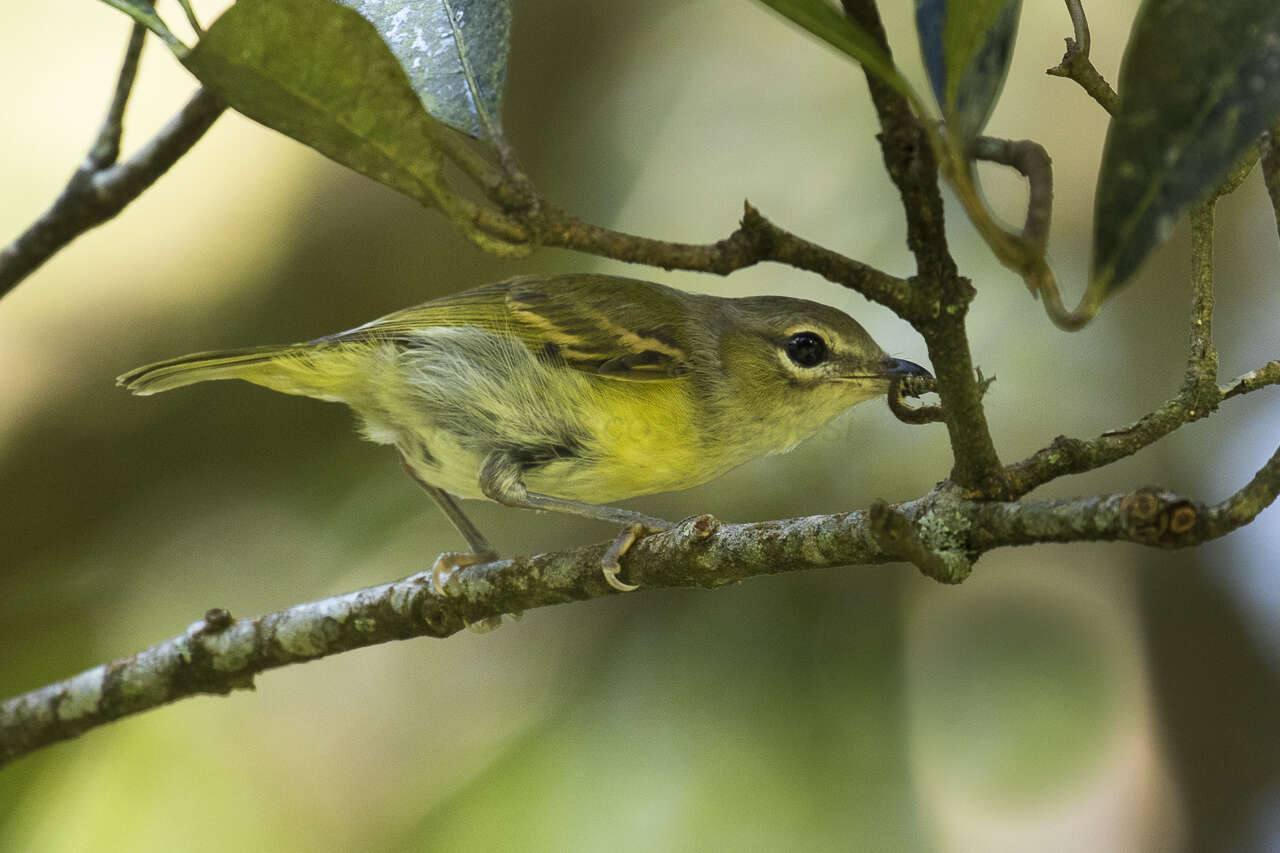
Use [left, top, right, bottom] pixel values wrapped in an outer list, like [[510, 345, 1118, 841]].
[[1092, 0, 1280, 295], [915, 0, 1022, 143], [98, 0, 187, 54], [183, 0, 454, 211], [754, 0, 918, 106], [335, 0, 512, 141]]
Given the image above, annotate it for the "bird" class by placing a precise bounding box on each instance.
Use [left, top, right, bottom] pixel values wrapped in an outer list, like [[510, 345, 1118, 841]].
[[118, 273, 930, 594]]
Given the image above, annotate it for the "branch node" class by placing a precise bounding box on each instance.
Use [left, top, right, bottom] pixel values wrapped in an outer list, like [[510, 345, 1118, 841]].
[[1120, 488, 1200, 547], [1044, 3, 1119, 115], [868, 500, 972, 584], [199, 608, 235, 634], [1169, 505, 1198, 535], [687, 514, 719, 541]]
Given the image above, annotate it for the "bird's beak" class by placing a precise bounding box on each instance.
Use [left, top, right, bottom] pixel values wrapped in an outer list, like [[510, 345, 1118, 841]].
[[878, 357, 932, 379]]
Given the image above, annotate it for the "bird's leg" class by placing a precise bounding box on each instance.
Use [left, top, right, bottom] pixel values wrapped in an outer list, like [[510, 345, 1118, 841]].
[[399, 455, 501, 621], [420, 487, 499, 595], [479, 451, 672, 592]]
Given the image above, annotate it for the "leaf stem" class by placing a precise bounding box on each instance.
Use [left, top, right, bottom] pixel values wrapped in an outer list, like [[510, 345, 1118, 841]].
[[98, 0, 188, 55], [177, 0, 205, 37]]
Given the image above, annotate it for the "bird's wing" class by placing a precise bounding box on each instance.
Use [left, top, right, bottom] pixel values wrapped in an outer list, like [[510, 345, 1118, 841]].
[[322, 275, 695, 382]]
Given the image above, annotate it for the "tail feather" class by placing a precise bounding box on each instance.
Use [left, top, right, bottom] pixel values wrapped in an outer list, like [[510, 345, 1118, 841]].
[[118, 343, 337, 397]]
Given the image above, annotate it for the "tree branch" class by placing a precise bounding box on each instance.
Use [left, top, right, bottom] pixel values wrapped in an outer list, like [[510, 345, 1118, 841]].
[[10, 441, 1280, 767], [0, 511, 877, 767], [1221, 361, 1280, 402], [529, 201, 938, 322], [840, 0, 1008, 498], [971, 447, 1280, 550], [1003, 170, 1278, 496], [868, 499, 970, 583], [8, 0, 1280, 778], [0, 73, 225, 298]]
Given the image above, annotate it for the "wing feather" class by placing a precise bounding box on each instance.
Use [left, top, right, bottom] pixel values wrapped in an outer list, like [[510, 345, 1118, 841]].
[[321, 275, 695, 381]]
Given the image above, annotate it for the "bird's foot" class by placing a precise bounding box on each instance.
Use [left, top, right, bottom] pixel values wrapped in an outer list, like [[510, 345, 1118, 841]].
[[431, 550, 514, 631], [601, 520, 672, 592], [430, 549, 498, 596]]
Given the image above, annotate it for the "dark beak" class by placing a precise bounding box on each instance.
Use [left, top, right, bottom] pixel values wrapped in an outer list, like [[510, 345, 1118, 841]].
[[880, 357, 932, 379]]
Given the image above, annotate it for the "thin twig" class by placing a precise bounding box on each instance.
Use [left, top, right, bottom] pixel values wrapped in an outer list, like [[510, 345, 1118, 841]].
[[1005, 176, 1247, 497], [1185, 201, 1218, 387], [90, 23, 148, 169], [1221, 361, 1280, 402], [177, 0, 205, 37], [1046, 1, 1119, 114], [532, 202, 928, 322], [1063, 0, 1091, 57], [1206, 442, 1280, 535], [969, 457, 1280, 549], [0, 89, 225, 298]]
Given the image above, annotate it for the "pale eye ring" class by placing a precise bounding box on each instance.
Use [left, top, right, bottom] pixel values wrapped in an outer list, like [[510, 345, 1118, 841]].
[[785, 331, 829, 368]]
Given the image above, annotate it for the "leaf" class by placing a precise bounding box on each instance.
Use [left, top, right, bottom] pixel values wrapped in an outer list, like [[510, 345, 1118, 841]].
[[1092, 0, 1280, 295], [335, 0, 512, 140], [754, 0, 919, 107], [183, 0, 454, 210], [914, 0, 1022, 143], [98, 0, 187, 54]]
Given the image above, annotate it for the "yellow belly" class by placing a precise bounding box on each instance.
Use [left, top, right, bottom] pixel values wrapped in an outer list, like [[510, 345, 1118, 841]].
[[524, 377, 716, 502], [342, 330, 729, 504]]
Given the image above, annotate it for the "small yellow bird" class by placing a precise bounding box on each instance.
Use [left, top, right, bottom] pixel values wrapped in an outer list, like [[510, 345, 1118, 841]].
[[119, 274, 929, 591]]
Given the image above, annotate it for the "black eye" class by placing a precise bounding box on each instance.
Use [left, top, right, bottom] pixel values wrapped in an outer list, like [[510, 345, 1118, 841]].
[[785, 331, 829, 368]]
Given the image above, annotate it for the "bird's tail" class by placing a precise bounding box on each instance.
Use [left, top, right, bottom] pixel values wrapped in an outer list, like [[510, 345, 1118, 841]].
[[117, 341, 363, 401]]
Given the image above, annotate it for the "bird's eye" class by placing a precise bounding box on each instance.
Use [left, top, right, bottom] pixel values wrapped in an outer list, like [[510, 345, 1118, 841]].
[[785, 331, 829, 368]]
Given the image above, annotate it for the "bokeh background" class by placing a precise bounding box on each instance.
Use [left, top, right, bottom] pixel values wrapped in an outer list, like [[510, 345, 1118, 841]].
[[3, 1, 1279, 850]]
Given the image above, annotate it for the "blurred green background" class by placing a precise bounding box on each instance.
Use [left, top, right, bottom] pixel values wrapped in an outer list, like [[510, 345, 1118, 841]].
[[4, 1, 1280, 850]]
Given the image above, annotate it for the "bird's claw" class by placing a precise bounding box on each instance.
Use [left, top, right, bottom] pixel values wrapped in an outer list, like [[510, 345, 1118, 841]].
[[430, 550, 512, 631], [430, 549, 498, 596], [602, 560, 641, 593], [600, 520, 672, 592]]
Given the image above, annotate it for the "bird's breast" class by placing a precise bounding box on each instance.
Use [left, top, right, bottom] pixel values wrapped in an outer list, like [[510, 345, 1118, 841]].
[[524, 377, 715, 502]]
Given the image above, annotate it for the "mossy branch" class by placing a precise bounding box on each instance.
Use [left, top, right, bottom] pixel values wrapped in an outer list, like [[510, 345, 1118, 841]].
[[7, 443, 1280, 769]]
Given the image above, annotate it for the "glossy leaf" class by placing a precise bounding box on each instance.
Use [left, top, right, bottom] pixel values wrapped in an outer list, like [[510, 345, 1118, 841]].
[[336, 0, 512, 140], [183, 0, 452, 209], [754, 0, 916, 104], [1092, 0, 1280, 294], [915, 0, 1022, 143]]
